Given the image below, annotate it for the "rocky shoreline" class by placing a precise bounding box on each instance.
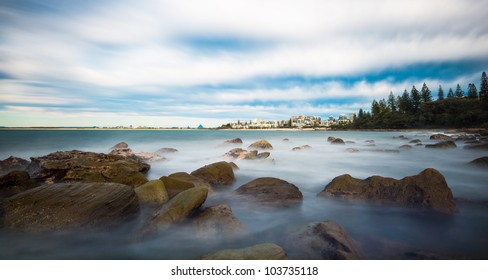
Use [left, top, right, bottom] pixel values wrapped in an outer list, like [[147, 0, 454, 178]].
[[1, 132, 487, 260]]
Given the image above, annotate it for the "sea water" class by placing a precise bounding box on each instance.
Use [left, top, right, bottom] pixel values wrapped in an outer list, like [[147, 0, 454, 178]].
[[0, 129, 487, 259]]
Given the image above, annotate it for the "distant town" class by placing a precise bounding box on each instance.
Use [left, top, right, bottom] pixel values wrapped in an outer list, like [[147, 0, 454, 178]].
[[219, 113, 356, 129]]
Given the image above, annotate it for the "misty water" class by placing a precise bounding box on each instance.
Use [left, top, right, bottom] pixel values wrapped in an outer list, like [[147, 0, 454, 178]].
[[0, 130, 487, 259]]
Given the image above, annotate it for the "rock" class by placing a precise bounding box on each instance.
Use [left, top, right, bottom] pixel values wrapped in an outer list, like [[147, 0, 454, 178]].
[[464, 142, 488, 150], [3, 182, 139, 232], [135, 180, 169, 206], [365, 140, 375, 143], [200, 243, 287, 260], [331, 138, 345, 145], [409, 139, 422, 144], [430, 134, 453, 140], [282, 138, 290, 142], [191, 204, 245, 238], [228, 162, 240, 170], [160, 175, 196, 199], [233, 177, 303, 208], [241, 150, 258, 160], [110, 142, 129, 150], [168, 172, 213, 191], [248, 140, 273, 150], [156, 148, 178, 154], [346, 148, 360, 153], [190, 161, 236, 189], [284, 221, 363, 260], [425, 140, 457, 149], [0, 156, 30, 176], [147, 187, 208, 231], [224, 148, 247, 159], [464, 140, 480, 145], [224, 138, 243, 144], [292, 145, 312, 151], [397, 135, 409, 140], [327, 136, 336, 142], [256, 152, 270, 159], [468, 157, 488, 168], [345, 141, 356, 144], [224, 148, 265, 160], [109, 147, 135, 157], [132, 152, 165, 163], [363, 148, 400, 153], [27, 150, 149, 187], [110, 143, 164, 163], [318, 168, 457, 214], [399, 145, 412, 150], [0, 171, 37, 200]]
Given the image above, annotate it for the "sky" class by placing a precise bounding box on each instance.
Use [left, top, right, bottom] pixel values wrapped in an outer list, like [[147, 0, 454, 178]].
[[1, 0, 488, 128]]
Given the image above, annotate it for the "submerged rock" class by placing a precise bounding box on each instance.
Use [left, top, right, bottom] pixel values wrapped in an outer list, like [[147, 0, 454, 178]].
[[190, 161, 236, 189], [399, 145, 412, 150], [464, 142, 488, 150], [292, 145, 312, 151], [27, 150, 149, 187], [346, 148, 360, 153], [425, 140, 457, 149], [200, 243, 287, 260], [284, 221, 363, 260], [0, 171, 37, 200], [3, 182, 139, 232], [135, 180, 169, 206], [468, 157, 488, 168], [110, 142, 129, 150], [0, 156, 30, 176], [156, 148, 178, 154], [224, 138, 243, 145], [318, 168, 457, 214], [327, 136, 336, 142], [233, 177, 303, 208], [191, 204, 245, 238], [331, 138, 345, 145], [409, 139, 422, 144], [256, 152, 271, 159], [430, 134, 453, 140], [248, 140, 273, 150]]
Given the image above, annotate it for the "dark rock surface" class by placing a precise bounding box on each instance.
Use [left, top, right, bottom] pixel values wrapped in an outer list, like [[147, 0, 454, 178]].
[[0, 171, 37, 200], [468, 157, 488, 168], [190, 161, 236, 189], [425, 140, 457, 149], [0, 156, 30, 176], [191, 204, 245, 238], [248, 140, 273, 150], [233, 177, 303, 208]]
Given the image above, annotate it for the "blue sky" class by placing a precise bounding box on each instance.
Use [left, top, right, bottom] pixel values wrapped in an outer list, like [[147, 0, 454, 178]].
[[1, 0, 488, 127]]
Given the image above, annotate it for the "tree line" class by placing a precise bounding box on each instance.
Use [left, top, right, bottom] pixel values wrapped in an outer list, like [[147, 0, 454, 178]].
[[351, 71, 488, 129]]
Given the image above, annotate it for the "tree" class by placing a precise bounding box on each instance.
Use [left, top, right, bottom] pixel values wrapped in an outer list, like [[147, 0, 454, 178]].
[[480, 71, 488, 101], [371, 99, 380, 117], [447, 88, 455, 99], [398, 89, 412, 113], [411, 85, 421, 112], [438, 85, 444, 100], [358, 108, 364, 118], [467, 83, 478, 99], [455, 84, 464, 98], [387, 91, 397, 111], [420, 83, 432, 104]]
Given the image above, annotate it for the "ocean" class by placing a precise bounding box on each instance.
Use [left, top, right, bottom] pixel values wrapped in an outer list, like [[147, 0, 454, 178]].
[[0, 129, 487, 259]]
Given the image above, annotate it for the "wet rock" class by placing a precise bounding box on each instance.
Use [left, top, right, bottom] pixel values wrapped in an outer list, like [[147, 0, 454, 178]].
[[200, 243, 287, 260], [430, 134, 453, 140], [3, 182, 139, 232], [156, 148, 178, 154], [256, 152, 271, 159], [0, 171, 37, 200], [225, 148, 266, 160], [27, 150, 149, 187], [409, 139, 422, 144], [331, 138, 345, 145], [228, 162, 240, 170], [0, 156, 30, 176], [248, 140, 273, 150], [292, 145, 312, 151], [147, 187, 208, 231], [425, 140, 457, 149], [233, 177, 303, 208], [168, 172, 213, 191], [135, 180, 169, 206], [318, 168, 457, 214], [327, 136, 336, 142], [365, 140, 375, 143], [284, 221, 363, 260], [160, 175, 196, 199], [242, 150, 258, 159], [132, 152, 165, 163], [464, 142, 488, 150], [468, 157, 488, 168], [399, 145, 412, 150], [282, 138, 290, 142], [190, 161, 236, 189], [110, 142, 129, 150], [191, 204, 245, 238], [224, 138, 243, 145], [464, 140, 480, 145], [110, 143, 164, 163]]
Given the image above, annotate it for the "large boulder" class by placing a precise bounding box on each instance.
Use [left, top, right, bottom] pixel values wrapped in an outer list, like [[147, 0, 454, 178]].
[[464, 142, 488, 150], [191, 204, 245, 238], [190, 161, 236, 189], [168, 172, 213, 190], [233, 177, 303, 208], [425, 140, 457, 149], [468, 157, 488, 168], [318, 168, 457, 214], [160, 175, 197, 199], [200, 243, 287, 260], [284, 221, 363, 260], [27, 150, 149, 187], [430, 134, 453, 140], [248, 140, 273, 150], [0, 171, 37, 200], [0, 156, 30, 176], [145, 187, 208, 231], [3, 182, 139, 232], [134, 180, 169, 206]]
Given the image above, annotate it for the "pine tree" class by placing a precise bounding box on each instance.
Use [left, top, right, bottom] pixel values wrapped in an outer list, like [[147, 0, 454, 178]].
[[420, 82, 432, 103], [438, 85, 444, 100], [480, 71, 488, 101], [455, 84, 464, 98], [467, 83, 478, 99], [371, 99, 380, 117], [410, 85, 421, 112], [358, 108, 364, 118], [387, 91, 397, 111], [447, 88, 455, 99], [398, 89, 411, 113]]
